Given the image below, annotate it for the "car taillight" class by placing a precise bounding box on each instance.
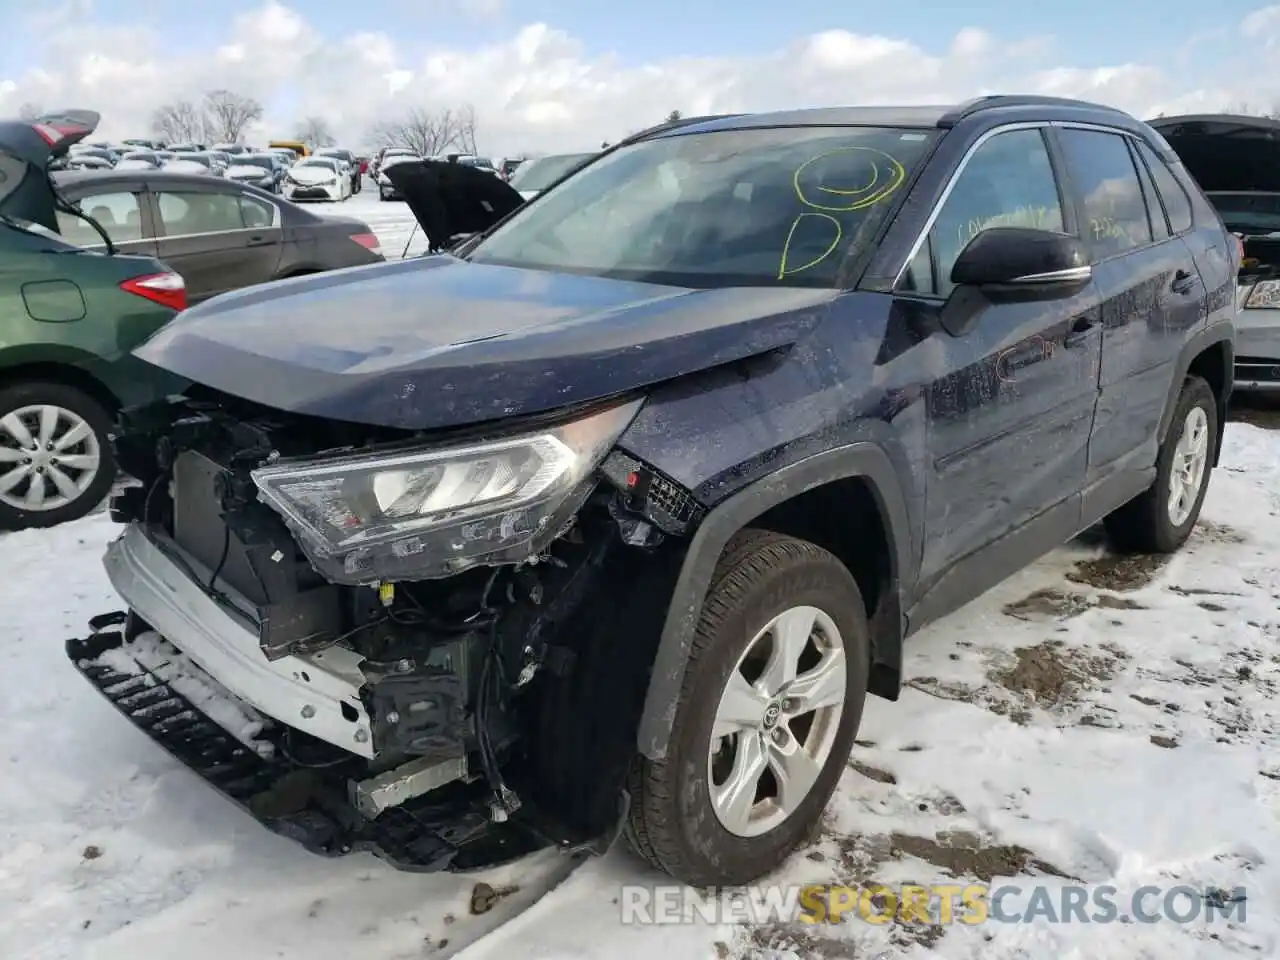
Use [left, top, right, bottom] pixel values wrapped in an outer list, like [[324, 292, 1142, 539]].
[[120, 272, 187, 312], [350, 232, 383, 256]]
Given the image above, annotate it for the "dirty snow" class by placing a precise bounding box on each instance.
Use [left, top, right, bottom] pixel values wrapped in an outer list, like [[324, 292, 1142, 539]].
[[1, 194, 1278, 959]]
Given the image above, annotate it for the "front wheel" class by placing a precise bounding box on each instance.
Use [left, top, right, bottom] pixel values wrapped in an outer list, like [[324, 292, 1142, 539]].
[[625, 530, 869, 887], [1104, 374, 1218, 553], [0, 381, 116, 531]]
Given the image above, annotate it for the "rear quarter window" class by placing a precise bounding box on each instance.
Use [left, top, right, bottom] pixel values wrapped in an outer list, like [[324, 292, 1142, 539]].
[[1134, 140, 1194, 234]]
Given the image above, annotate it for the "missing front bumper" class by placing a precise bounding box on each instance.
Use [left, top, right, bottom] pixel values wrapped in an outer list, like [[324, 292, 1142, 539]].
[[66, 615, 551, 872]]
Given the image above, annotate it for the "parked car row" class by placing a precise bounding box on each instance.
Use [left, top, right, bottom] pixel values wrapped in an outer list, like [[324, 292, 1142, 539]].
[[52, 139, 370, 201], [0, 111, 387, 529]]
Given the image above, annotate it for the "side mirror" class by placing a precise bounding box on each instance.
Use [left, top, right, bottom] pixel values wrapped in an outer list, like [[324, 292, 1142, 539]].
[[939, 227, 1092, 337], [950, 227, 1092, 291]]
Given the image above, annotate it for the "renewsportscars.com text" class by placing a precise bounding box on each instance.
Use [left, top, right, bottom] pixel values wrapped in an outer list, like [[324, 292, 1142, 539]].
[[619, 883, 1248, 926]]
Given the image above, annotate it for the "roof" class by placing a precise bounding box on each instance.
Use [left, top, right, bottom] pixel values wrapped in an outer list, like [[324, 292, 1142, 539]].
[[639, 95, 1140, 140], [1149, 113, 1280, 130], [52, 169, 246, 188]]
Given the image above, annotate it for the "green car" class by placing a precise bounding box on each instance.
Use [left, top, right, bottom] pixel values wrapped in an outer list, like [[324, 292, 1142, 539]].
[[0, 110, 188, 530]]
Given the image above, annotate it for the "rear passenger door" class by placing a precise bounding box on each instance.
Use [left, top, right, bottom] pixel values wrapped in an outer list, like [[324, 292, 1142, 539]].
[[55, 185, 159, 256], [1052, 126, 1206, 503], [149, 185, 284, 302]]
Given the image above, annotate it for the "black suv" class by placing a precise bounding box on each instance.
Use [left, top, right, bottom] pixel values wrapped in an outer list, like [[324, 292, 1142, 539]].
[[68, 96, 1236, 888]]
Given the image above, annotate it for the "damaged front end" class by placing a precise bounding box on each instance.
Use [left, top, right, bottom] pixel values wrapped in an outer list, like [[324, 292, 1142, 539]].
[[69, 390, 705, 870]]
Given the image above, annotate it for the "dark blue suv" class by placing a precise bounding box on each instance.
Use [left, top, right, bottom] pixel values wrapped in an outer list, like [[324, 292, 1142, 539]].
[[69, 95, 1235, 888]]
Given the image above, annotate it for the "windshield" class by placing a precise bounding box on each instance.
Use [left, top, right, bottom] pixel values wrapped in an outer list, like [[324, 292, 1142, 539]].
[[509, 154, 595, 191], [170, 154, 211, 168], [237, 155, 275, 168], [469, 126, 936, 287], [299, 158, 337, 171], [1208, 192, 1280, 233]]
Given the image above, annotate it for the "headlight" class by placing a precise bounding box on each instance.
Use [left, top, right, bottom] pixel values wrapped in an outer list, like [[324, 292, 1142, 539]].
[[251, 399, 642, 582]]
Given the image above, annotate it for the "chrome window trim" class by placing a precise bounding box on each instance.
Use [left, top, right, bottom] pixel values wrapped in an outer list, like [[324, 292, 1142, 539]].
[[892, 121, 1049, 289]]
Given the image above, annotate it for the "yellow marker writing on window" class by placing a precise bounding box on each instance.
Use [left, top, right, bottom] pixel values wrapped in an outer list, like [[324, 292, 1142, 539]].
[[778, 213, 843, 280], [776, 146, 908, 278]]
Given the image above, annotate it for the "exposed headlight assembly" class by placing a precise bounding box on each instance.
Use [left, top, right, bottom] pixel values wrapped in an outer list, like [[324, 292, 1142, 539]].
[[251, 399, 643, 583]]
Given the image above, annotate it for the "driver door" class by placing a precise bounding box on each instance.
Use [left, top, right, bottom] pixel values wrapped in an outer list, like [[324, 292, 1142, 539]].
[[902, 126, 1104, 588]]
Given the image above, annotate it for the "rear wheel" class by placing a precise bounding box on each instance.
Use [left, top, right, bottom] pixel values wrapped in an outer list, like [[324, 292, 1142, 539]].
[[0, 381, 116, 531], [625, 530, 869, 887], [1104, 375, 1217, 553]]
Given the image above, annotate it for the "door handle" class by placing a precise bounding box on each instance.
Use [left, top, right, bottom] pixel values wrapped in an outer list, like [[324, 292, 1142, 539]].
[[246, 235, 273, 247], [1171, 269, 1198, 295], [1064, 316, 1097, 347]]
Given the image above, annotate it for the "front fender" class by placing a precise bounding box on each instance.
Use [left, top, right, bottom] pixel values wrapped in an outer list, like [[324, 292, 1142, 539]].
[[635, 441, 912, 760]]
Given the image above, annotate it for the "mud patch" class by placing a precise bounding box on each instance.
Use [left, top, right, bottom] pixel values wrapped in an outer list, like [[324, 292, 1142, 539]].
[[849, 760, 896, 785], [889, 830, 1072, 882], [1194, 520, 1246, 544], [741, 924, 860, 959], [1228, 394, 1280, 431], [1002, 588, 1093, 621], [1067, 553, 1168, 591], [989, 641, 1115, 710]]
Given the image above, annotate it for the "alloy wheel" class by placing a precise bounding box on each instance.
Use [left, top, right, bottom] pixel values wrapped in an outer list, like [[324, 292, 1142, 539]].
[[1168, 406, 1209, 527], [707, 604, 847, 838], [0, 404, 101, 512]]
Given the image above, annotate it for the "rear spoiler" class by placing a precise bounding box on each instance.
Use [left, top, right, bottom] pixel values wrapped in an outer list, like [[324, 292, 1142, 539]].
[[0, 109, 100, 164]]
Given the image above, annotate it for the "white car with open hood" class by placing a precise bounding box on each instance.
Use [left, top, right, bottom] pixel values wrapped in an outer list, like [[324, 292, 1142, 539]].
[[283, 156, 351, 203]]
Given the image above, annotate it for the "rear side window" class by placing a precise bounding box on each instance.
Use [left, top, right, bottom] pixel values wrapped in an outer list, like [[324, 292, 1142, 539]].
[[1134, 140, 1194, 234], [57, 191, 145, 243], [156, 191, 247, 235], [1057, 128, 1152, 259], [239, 194, 275, 229]]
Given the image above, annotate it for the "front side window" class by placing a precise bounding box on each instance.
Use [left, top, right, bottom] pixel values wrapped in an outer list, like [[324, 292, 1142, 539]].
[[156, 191, 247, 235], [1057, 128, 1153, 259], [468, 126, 938, 287], [56, 191, 145, 243], [912, 128, 1065, 298]]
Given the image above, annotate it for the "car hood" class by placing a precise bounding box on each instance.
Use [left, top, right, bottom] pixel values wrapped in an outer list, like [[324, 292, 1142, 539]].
[[1150, 114, 1280, 193], [133, 257, 833, 431], [290, 166, 339, 184], [384, 159, 525, 251], [228, 164, 272, 178], [0, 109, 100, 232]]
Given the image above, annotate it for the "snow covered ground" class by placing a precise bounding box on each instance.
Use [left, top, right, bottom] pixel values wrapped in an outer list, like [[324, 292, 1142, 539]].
[[2, 194, 1278, 959]]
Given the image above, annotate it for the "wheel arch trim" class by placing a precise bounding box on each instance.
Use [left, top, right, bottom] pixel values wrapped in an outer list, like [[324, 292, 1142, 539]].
[[1158, 321, 1233, 465], [636, 441, 912, 760]]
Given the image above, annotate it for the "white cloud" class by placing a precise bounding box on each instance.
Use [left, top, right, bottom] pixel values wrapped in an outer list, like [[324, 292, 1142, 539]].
[[2, 1, 1280, 156]]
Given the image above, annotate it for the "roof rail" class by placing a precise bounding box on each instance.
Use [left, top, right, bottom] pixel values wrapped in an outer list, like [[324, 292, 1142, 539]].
[[612, 113, 748, 148], [938, 95, 1129, 127]]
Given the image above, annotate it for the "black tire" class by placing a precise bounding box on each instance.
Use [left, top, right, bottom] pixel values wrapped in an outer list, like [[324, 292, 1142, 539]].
[[0, 380, 116, 532], [624, 529, 870, 887], [1104, 374, 1218, 554]]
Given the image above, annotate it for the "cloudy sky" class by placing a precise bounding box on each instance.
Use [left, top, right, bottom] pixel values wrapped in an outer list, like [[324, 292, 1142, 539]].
[[2, 0, 1279, 156]]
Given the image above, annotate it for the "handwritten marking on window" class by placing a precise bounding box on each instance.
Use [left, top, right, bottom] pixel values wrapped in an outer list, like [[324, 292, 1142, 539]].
[[954, 205, 1059, 248], [777, 147, 907, 279]]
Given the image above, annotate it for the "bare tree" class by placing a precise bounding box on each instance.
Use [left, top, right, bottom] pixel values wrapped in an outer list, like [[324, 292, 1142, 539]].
[[665, 109, 682, 123], [455, 104, 478, 155], [296, 116, 336, 149], [17, 102, 43, 122], [1226, 101, 1280, 120], [202, 90, 263, 143], [151, 100, 207, 143], [369, 105, 480, 157]]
